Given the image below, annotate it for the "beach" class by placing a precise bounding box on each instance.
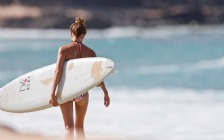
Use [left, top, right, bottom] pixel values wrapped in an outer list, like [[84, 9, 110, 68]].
[[0, 124, 127, 140], [0, 124, 62, 140], [1, 0, 224, 139]]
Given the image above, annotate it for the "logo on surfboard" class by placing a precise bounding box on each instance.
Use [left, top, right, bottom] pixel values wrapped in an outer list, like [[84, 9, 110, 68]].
[[20, 76, 31, 92]]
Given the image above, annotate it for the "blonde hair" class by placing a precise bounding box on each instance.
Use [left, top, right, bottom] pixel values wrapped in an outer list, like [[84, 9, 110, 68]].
[[70, 17, 87, 38]]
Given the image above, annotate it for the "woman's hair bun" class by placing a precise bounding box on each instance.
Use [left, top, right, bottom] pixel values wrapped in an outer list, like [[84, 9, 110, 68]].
[[70, 17, 87, 37], [75, 17, 85, 25]]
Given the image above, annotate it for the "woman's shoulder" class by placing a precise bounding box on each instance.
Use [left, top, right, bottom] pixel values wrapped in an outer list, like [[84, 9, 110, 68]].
[[83, 45, 96, 57], [58, 43, 75, 54]]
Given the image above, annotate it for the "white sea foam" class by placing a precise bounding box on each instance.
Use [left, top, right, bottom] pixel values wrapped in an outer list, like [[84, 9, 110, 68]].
[[1, 26, 224, 53], [0, 45, 56, 53], [1, 25, 224, 40], [0, 28, 69, 39], [137, 56, 224, 74], [1, 87, 224, 139]]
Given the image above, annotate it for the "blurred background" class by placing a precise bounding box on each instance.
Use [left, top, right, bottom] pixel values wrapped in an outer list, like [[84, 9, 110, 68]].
[[1, 0, 224, 28], [1, 0, 224, 140]]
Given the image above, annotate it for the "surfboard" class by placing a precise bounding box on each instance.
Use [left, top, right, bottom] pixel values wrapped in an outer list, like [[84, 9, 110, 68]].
[[0, 57, 114, 113]]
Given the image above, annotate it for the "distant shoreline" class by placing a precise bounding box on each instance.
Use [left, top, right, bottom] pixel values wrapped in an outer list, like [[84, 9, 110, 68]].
[[0, 3, 224, 29]]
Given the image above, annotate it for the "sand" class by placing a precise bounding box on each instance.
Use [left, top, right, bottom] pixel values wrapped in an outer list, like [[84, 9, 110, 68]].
[[0, 124, 127, 140], [0, 124, 62, 140]]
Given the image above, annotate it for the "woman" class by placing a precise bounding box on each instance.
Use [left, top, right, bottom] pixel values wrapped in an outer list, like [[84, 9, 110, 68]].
[[49, 17, 110, 140]]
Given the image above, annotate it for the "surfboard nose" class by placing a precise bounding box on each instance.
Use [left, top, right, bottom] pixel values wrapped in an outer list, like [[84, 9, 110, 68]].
[[105, 58, 115, 70]]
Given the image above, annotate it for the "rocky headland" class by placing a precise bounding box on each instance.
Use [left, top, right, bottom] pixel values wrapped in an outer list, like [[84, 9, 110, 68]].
[[0, 0, 224, 29]]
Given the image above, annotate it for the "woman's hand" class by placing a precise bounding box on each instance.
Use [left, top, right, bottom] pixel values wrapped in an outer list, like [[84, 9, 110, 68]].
[[99, 82, 110, 107], [104, 94, 110, 107], [49, 95, 59, 107]]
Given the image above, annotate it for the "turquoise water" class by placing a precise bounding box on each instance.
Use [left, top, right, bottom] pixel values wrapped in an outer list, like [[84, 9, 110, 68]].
[[1, 26, 224, 139], [1, 27, 224, 90]]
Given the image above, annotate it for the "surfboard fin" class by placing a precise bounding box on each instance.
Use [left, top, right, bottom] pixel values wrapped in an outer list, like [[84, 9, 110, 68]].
[[112, 70, 119, 74]]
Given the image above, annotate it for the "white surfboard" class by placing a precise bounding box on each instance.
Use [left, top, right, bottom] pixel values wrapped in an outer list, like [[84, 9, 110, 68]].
[[0, 57, 114, 113]]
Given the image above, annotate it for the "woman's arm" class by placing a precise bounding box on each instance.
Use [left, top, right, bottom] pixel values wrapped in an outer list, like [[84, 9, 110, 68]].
[[91, 50, 110, 107], [49, 47, 66, 106], [97, 82, 110, 107]]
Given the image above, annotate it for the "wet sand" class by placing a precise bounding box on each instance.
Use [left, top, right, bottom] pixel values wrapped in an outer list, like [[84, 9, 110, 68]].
[[0, 124, 127, 140], [0, 124, 62, 140]]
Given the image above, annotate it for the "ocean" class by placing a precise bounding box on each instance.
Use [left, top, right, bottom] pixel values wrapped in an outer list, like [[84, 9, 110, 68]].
[[1, 26, 224, 140]]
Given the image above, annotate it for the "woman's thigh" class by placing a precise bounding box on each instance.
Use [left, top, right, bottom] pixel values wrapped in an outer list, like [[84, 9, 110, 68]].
[[75, 93, 89, 127], [60, 101, 74, 127]]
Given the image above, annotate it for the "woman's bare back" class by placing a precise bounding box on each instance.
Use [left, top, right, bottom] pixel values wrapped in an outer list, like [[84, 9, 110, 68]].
[[62, 42, 96, 61]]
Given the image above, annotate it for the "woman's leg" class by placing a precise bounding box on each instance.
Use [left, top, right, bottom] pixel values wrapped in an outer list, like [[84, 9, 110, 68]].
[[75, 93, 89, 140], [60, 101, 74, 140]]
